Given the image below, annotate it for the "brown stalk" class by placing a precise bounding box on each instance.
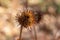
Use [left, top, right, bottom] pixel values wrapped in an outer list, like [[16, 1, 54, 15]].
[[27, 27, 35, 40], [19, 26, 23, 40], [33, 27, 37, 40]]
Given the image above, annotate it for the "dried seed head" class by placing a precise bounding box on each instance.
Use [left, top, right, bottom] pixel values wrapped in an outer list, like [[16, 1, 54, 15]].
[[34, 11, 42, 23], [17, 10, 35, 28]]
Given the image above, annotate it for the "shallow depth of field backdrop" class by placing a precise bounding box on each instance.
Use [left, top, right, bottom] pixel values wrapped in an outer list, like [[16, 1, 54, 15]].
[[0, 0, 60, 40]]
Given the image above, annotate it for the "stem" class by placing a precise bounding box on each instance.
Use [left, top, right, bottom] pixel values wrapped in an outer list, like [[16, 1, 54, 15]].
[[53, 31, 57, 40], [27, 27, 35, 40], [19, 26, 23, 40], [33, 27, 37, 40]]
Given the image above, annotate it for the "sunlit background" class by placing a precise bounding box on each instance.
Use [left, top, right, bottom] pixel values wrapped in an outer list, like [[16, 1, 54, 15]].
[[0, 0, 60, 40]]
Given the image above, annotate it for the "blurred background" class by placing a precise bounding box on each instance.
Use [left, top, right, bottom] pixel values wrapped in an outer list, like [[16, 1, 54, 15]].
[[0, 0, 60, 40]]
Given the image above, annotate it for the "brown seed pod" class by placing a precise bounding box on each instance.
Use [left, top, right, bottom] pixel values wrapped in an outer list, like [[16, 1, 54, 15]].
[[17, 10, 35, 28], [34, 11, 42, 23]]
